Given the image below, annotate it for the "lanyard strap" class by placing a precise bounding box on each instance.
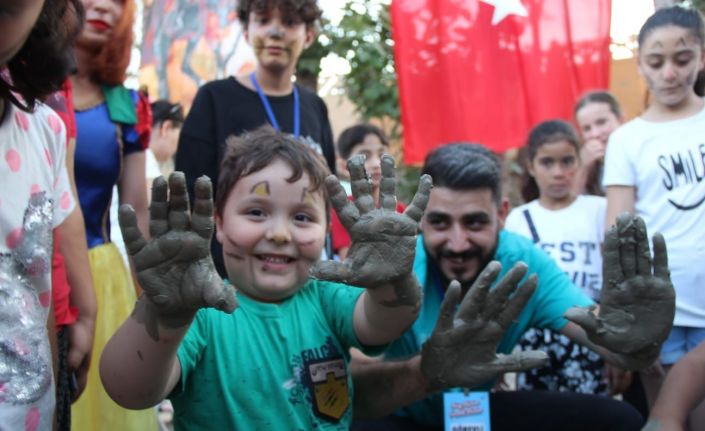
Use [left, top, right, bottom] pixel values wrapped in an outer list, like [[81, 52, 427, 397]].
[[250, 72, 300, 138]]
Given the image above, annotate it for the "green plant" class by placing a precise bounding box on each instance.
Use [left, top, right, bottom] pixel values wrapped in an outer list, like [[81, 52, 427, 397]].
[[296, 18, 332, 91], [325, 1, 399, 134], [692, 0, 705, 13], [324, 1, 423, 201]]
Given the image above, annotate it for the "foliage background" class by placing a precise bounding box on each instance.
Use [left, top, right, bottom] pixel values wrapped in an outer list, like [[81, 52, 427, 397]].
[[320, 0, 422, 203]]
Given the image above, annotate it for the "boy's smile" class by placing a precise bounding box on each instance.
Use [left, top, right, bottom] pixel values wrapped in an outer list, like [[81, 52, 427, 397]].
[[216, 159, 327, 302]]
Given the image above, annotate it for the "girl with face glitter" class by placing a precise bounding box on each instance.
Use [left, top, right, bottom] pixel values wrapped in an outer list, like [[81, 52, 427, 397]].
[[0, 0, 83, 429], [603, 6, 705, 429]]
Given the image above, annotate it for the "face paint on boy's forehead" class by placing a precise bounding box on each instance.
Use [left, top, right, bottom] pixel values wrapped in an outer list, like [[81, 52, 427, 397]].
[[301, 188, 315, 205], [250, 181, 270, 197]]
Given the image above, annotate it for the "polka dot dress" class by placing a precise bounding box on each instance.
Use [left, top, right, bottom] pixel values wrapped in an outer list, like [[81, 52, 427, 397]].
[[0, 102, 74, 430]]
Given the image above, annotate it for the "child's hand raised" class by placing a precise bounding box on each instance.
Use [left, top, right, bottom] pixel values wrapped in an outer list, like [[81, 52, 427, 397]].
[[312, 155, 432, 307], [119, 173, 237, 341]]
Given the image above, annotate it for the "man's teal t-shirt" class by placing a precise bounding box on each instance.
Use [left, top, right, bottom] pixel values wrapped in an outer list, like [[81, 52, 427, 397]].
[[385, 230, 594, 426], [170, 279, 384, 430]]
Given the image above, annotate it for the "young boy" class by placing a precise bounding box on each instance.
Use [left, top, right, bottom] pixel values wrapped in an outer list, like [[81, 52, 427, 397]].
[[175, 0, 336, 278], [332, 124, 406, 259], [100, 127, 432, 430]]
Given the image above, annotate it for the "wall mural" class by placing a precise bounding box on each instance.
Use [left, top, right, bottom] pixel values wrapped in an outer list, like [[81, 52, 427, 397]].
[[140, 0, 255, 109]]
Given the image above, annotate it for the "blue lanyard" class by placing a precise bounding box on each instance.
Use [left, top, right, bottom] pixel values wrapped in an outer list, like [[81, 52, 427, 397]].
[[250, 72, 300, 139]]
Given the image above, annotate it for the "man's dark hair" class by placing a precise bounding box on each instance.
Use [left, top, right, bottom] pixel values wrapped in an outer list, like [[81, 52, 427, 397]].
[[237, 0, 322, 28], [336, 124, 390, 159], [216, 125, 331, 219], [422, 143, 502, 205], [1, 0, 85, 112], [151, 100, 184, 127]]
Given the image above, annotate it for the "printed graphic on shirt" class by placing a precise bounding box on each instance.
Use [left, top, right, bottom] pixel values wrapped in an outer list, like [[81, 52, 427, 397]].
[[657, 144, 705, 210], [0, 192, 54, 405], [538, 241, 601, 298], [289, 336, 349, 423], [309, 358, 348, 421]]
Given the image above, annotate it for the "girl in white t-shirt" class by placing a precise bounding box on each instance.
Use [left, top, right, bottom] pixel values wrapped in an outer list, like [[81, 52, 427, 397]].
[[0, 1, 80, 429], [603, 6, 705, 428], [506, 120, 608, 395]]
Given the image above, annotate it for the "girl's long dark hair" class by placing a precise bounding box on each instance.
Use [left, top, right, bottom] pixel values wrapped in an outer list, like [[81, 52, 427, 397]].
[[1, 0, 84, 112]]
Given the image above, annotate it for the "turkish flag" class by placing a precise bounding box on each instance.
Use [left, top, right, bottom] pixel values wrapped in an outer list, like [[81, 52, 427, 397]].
[[391, 0, 612, 164]]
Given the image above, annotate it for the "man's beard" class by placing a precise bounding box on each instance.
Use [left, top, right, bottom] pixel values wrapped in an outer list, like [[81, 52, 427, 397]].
[[430, 232, 500, 294]]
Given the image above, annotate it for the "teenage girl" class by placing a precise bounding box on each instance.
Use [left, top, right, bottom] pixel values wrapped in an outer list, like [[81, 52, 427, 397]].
[[604, 6, 705, 430], [506, 120, 608, 395], [573, 91, 624, 196], [0, 1, 81, 428]]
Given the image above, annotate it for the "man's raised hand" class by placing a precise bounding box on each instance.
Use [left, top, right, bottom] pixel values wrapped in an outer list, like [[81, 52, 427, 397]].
[[420, 262, 548, 391]]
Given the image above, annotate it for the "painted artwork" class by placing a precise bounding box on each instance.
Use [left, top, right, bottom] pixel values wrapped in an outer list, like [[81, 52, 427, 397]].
[[140, 0, 256, 109]]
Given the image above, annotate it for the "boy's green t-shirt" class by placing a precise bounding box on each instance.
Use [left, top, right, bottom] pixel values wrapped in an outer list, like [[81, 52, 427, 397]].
[[169, 278, 384, 430]]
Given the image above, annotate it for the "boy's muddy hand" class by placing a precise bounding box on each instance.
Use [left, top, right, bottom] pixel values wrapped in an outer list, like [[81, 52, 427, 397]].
[[312, 155, 432, 306], [565, 213, 675, 367], [421, 263, 548, 391], [119, 173, 237, 340]]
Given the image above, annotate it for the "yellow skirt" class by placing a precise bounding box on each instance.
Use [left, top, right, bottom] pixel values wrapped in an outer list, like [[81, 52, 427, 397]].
[[71, 243, 158, 431]]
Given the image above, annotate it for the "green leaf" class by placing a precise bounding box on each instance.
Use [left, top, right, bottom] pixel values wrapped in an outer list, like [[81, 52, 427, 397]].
[[325, 0, 399, 126]]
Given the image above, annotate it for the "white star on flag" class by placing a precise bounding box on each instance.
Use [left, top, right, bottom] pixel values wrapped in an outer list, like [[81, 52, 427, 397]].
[[480, 0, 528, 25]]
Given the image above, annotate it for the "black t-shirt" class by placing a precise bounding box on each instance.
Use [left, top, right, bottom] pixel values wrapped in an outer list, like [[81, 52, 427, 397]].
[[175, 77, 336, 277]]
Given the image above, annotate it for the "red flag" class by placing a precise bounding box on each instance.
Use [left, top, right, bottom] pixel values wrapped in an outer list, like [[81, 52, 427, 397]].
[[391, 0, 612, 164]]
